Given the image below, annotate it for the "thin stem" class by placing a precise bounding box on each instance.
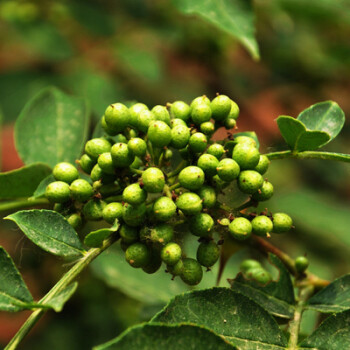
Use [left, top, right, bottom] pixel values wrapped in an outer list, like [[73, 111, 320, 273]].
[[5, 236, 116, 350], [265, 150, 350, 163], [169, 183, 180, 191], [0, 198, 49, 213], [130, 168, 143, 175]]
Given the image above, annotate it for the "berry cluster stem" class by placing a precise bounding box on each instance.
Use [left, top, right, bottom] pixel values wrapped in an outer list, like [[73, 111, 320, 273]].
[[0, 198, 49, 213]]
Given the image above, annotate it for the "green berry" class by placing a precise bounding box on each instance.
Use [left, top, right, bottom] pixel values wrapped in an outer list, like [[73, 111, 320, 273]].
[[66, 213, 82, 230], [122, 203, 146, 227], [102, 202, 123, 224], [232, 143, 260, 170], [161, 242, 182, 266], [191, 103, 212, 125], [228, 217, 252, 240], [252, 181, 274, 202], [176, 192, 203, 216], [228, 101, 240, 120], [164, 149, 173, 160], [190, 96, 210, 109], [111, 142, 134, 168], [246, 268, 272, 284], [237, 170, 264, 194], [181, 258, 203, 285], [234, 136, 257, 148], [170, 125, 191, 149], [170, 101, 191, 121], [52, 162, 79, 184], [137, 109, 156, 133], [123, 183, 147, 205], [83, 199, 106, 221], [99, 183, 121, 197], [218, 218, 230, 226], [197, 154, 219, 177], [120, 224, 139, 245], [101, 115, 119, 136], [197, 185, 216, 208], [251, 215, 273, 237], [178, 166, 205, 190], [240, 259, 262, 272], [128, 138, 147, 157], [147, 120, 172, 147], [200, 121, 215, 135], [90, 164, 115, 183], [114, 134, 128, 144], [125, 242, 151, 268], [129, 103, 149, 128], [70, 179, 93, 202], [170, 118, 187, 128], [167, 259, 184, 276], [196, 241, 220, 267], [104, 103, 129, 132], [189, 213, 214, 237], [207, 143, 225, 159], [223, 117, 236, 129], [151, 105, 171, 125], [79, 154, 95, 174], [142, 249, 162, 274], [148, 223, 174, 245], [97, 152, 115, 174], [216, 158, 240, 182], [85, 138, 112, 160], [142, 167, 165, 193], [295, 256, 309, 273], [188, 132, 207, 153], [272, 213, 293, 233], [152, 196, 177, 222], [210, 95, 232, 121], [45, 181, 71, 203], [254, 155, 270, 175]]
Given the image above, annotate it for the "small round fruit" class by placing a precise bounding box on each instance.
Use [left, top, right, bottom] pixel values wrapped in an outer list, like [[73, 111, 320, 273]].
[[111, 142, 134, 168], [181, 258, 203, 285], [167, 259, 184, 276], [99, 183, 120, 196], [252, 181, 274, 202], [129, 103, 149, 128], [120, 224, 139, 245], [197, 154, 219, 177], [170, 125, 191, 149], [104, 103, 129, 132], [224, 117, 236, 129], [197, 185, 216, 208], [101, 115, 119, 136], [151, 105, 171, 125], [191, 102, 212, 125], [178, 166, 205, 191], [210, 94, 232, 121], [152, 196, 177, 222], [228, 217, 252, 240], [176, 192, 203, 216], [190, 96, 210, 108], [232, 143, 260, 170], [164, 149, 173, 160], [97, 152, 115, 174], [170, 101, 191, 122], [125, 242, 151, 268], [254, 155, 270, 175], [200, 121, 215, 135], [251, 215, 273, 237], [66, 213, 82, 230], [240, 259, 262, 272], [246, 268, 272, 284], [45, 181, 71, 203], [128, 138, 147, 157], [161, 242, 182, 266], [70, 179, 93, 202], [237, 170, 264, 194], [79, 154, 95, 174], [228, 100, 240, 120], [90, 164, 115, 183], [142, 249, 162, 274], [272, 213, 293, 233], [137, 109, 156, 133], [188, 132, 207, 153], [170, 118, 187, 128], [295, 256, 309, 273], [122, 203, 146, 227], [123, 183, 147, 205], [85, 138, 112, 159], [83, 200, 105, 221], [52, 162, 79, 184], [147, 120, 172, 147], [196, 241, 220, 267], [189, 213, 214, 237], [102, 202, 123, 224], [216, 158, 240, 182], [141, 167, 165, 193], [149, 223, 174, 245], [234, 136, 257, 148], [207, 143, 225, 159]]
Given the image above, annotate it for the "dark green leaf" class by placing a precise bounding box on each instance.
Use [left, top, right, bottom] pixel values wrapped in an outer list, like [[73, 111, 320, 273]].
[[44, 283, 78, 312], [152, 287, 288, 349], [295, 130, 330, 151], [276, 115, 306, 150], [299, 309, 350, 349], [84, 220, 120, 248], [15, 87, 90, 167], [307, 274, 350, 313], [173, 0, 259, 60], [94, 323, 236, 350], [297, 101, 345, 142], [32, 174, 55, 199], [229, 254, 295, 318], [5, 210, 85, 259], [0, 163, 51, 200], [0, 247, 34, 312]]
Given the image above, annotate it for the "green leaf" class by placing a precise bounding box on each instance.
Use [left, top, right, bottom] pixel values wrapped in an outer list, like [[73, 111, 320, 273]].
[[229, 254, 295, 318], [91, 245, 188, 305], [0, 163, 52, 200], [5, 210, 85, 259], [276, 115, 306, 150], [84, 220, 120, 248], [15, 86, 90, 167], [44, 283, 78, 312], [297, 101, 345, 142], [295, 130, 330, 151], [299, 309, 350, 350], [0, 247, 34, 312], [173, 0, 259, 60], [32, 174, 55, 199], [306, 274, 350, 313], [152, 287, 288, 349], [94, 323, 237, 350]]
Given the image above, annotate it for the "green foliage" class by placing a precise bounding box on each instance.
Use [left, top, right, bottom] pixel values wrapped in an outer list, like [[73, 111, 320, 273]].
[[45, 283, 78, 313], [84, 221, 120, 248]]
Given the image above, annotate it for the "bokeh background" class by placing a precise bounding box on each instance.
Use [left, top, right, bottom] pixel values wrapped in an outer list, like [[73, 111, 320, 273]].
[[1, 0, 350, 348]]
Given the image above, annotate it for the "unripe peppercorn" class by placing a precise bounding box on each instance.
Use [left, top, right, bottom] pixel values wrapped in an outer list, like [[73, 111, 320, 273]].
[[229, 217, 252, 240], [252, 181, 274, 202], [152, 196, 177, 222], [53, 162, 79, 184], [191, 102, 212, 125], [45, 181, 71, 203], [125, 242, 151, 268], [142, 249, 162, 274], [197, 154, 219, 177], [272, 213, 293, 233], [170, 101, 191, 122], [216, 158, 240, 182], [147, 223, 174, 245], [90, 164, 115, 183], [178, 166, 205, 191], [188, 132, 207, 153], [83, 199, 106, 221], [167, 259, 184, 276], [120, 224, 139, 245], [122, 203, 146, 227], [246, 268, 272, 284], [111, 142, 134, 168], [224, 117, 236, 129], [151, 105, 171, 125], [97, 152, 115, 174], [232, 143, 260, 170], [141, 167, 165, 193], [104, 103, 129, 132], [190, 96, 210, 109], [161, 242, 182, 266], [207, 143, 225, 159], [170, 125, 191, 149], [196, 241, 220, 267], [147, 120, 172, 147], [200, 121, 215, 135], [251, 215, 273, 237], [129, 103, 149, 128], [70, 179, 93, 202], [228, 100, 240, 120], [295, 256, 309, 273], [237, 170, 264, 194], [137, 109, 156, 133], [79, 154, 95, 174], [210, 94, 232, 121], [234, 136, 257, 148], [102, 202, 123, 224], [254, 155, 270, 175], [240, 259, 262, 272], [66, 213, 83, 230], [128, 138, 147, 157], [197, 185, 216, 208], [176, 192, 203, 216], [189, 213, 214, 237], [101, 115, 119, 136], [123, 183, 147, 205], [181, 258, 203, 285], [85, 138, 112, 160]]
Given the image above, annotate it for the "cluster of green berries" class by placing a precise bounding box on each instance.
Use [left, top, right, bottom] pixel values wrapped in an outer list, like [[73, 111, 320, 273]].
[[45, 94, 293, 286], [240, 259, 272, 284]]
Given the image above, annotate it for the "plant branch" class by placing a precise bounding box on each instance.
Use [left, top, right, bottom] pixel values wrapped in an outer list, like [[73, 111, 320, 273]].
[[265, 150, 350, 163], [5, 236, 117, 350], [0, 198, 49, 213]]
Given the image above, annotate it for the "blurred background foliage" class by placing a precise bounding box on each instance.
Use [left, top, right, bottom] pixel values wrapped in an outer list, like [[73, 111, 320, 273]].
[[0, 0, 350, 348]]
